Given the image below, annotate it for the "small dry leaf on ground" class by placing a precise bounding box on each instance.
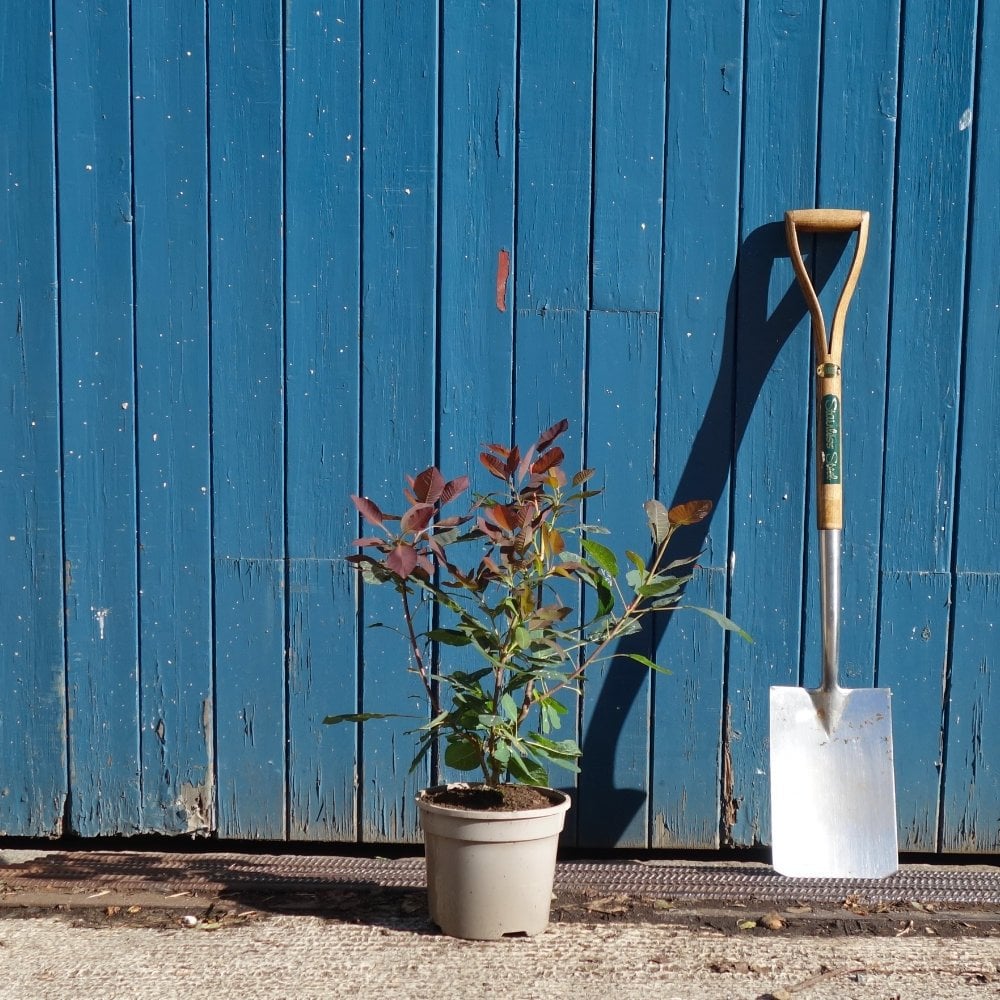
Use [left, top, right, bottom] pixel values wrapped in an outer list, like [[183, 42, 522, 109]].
[[584, 895, 630, 915]]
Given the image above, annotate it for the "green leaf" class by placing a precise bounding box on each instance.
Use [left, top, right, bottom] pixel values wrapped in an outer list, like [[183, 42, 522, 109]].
[[443, 667, 492, 688], [544, 756, 580, 775], [596, 577, 615, 618], [636, 575, 683, 598], [649, 595, 683, 610], [643, 499, 672, 545], [684, 606, 753, 642], [525, 734, 580, 759], [408, 734, 434, 774], [663, 554, 699, 572], [513, 626, 534, 650], [620, 652, 672, 676], [607, 617, 642, 639], [444, 739, 482, 772], [505, 751, 549, 786], [625, 549, 647, 575], [538, 698, 566, 734], [416, 710, 452, 732], [582, 538, 619, 576], [426, 628, 472, 646], [500, 693, 520, 722]]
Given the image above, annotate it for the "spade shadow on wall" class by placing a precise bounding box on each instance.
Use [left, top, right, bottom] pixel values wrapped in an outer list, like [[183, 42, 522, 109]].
[[575, 221, 849, 847]]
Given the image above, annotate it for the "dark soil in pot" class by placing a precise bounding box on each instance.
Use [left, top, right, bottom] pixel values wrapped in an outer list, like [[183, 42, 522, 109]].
[[424, 784, 563, 812]]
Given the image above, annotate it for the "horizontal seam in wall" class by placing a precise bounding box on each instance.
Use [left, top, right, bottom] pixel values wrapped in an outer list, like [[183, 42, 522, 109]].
[[878, 569, 954, 578], [514, 306, 660, 317]]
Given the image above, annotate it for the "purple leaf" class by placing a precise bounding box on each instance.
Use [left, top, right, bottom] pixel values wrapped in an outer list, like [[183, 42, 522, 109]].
[[531, 446, 564, 476], [479, 452, 507, 480], [401, 503, 435, 533], [386, 544, 418, 578], [534, 418, 569, 453], [439, 475, 470, 505], [351, 495, 384, 528], [411, 467, 445, 503]]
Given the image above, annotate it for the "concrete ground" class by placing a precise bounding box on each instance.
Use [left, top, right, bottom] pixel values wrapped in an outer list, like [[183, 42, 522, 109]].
[[1, 909, 998, 999], [0, 848, 998, 999]]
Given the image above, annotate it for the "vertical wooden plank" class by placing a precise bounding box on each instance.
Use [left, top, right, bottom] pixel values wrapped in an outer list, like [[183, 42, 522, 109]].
[[589, 0, 666, 313], [285, 0, 362, 841], [55, 0, 141, 836], [0, 5, 67, 835], [434, 1, 517, 789], [946, 579, 999, 852], [578, 0, 666, 848], [807, 0, 899, 696], [581, 312, 658, 847], [515, 0, 593, 322], [209, 0, 286, 838], [515, 0, 594, 836], [942, 0, 999, 852], [358, 0, 439, 842], [807, 0, 902, 849], [438, 0, 516, 465], [877, 0, 976, 851], [652, 0, 743, 849], [726, 0, 821, 847], [131, 1, 214, 835]]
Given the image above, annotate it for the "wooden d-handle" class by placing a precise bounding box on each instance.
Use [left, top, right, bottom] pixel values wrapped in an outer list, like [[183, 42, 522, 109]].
[[785, 209, 870, 530]]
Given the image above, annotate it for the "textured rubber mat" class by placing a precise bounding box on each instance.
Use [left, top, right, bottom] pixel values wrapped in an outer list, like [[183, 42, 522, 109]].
[[2, 852, 999, 906]]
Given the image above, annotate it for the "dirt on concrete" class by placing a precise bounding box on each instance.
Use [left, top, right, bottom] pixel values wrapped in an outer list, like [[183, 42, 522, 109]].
[[1, 877, 999, 941]]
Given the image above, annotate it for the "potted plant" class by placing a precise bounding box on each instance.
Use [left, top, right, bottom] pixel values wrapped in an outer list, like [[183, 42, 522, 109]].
[[326, 418, 746, 939]]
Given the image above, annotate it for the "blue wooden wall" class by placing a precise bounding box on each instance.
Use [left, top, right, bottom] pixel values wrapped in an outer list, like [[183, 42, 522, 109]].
[[0, 1, 996, 852]]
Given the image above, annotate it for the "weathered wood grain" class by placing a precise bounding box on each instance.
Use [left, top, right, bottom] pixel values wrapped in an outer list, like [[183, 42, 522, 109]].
[[576, 0, 666, 848], [285, 0, 362, 842], [0, 4, 67, 836], [209, 0, 287, 839], [942, 0, 1000, 852], [590, 0, 666, 312], [56, 0, 142, 836], [877, 0, 977, 851], [0, 0, 997, 850], [358, 0, 439, 843], [580, 312, 659, 847], [515, 0, 595, 840], [652, 0, 743, 850], [726, 0, 822, 848], [438, 0, 516, 459], [802, 0, 899, 696], [515, 0, 594, 317], [132, 0, 215, 836], [434, 1, 517, 790]]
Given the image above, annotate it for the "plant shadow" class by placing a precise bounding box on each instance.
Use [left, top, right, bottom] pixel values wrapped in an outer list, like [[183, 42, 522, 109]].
[[0, 848, 441, 934], [577, 221, 848, 846]]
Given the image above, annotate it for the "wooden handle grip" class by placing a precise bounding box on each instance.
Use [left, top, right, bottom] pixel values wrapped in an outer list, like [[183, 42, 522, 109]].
[[785, 208, 868, 233], [784, 209, 871, 532], [816, 378, 843, 530]]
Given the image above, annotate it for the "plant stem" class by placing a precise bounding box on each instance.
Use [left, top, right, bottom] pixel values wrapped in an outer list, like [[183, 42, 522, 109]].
[[516, 529, 677, 723], [400, 584, 438, 716]]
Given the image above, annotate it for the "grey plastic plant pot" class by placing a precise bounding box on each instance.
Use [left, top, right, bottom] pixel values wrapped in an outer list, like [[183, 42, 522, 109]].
[[416, 784, 571, 940]]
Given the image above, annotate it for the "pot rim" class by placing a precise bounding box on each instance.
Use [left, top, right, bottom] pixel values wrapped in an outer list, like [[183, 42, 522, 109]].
[[416, 782, 571, 821]]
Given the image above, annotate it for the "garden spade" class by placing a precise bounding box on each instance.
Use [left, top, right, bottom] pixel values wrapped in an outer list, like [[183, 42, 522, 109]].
[[769, 209, 898, 879]]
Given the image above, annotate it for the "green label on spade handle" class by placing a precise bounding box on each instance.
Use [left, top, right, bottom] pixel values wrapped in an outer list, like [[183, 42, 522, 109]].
[[821, 394, 841, 485]]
